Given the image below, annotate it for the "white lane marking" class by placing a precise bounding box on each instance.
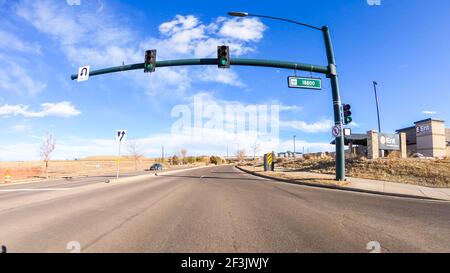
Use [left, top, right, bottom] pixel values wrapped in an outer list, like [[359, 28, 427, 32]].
[[0, 188, 71, 192]]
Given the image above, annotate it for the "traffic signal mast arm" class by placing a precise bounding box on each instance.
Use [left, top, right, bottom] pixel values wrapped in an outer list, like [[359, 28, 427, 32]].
[[70, 43, 345, 182], [70, 58, 329, 80]]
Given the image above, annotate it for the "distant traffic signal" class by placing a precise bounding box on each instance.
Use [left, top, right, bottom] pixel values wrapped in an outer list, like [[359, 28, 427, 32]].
[[144, 49, 156, 73], [343, 104, 352, 125], [217, 45, 230, 68]]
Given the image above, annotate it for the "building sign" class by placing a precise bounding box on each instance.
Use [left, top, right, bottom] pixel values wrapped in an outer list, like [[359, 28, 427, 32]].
[[416, 124, 431, 136], [379, 133, 400, 150]]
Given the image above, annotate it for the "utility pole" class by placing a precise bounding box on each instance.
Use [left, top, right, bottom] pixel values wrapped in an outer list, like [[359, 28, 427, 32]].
[[293, 135, 296, 157], [373, 81, 381, 133], [162, 146, 165, 162]]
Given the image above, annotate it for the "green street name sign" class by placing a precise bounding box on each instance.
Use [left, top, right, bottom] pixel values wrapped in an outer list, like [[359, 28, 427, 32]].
[[287, 76, 322, 90]]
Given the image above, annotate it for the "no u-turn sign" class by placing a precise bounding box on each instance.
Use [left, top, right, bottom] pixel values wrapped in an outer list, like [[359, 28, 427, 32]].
[[77, 66, 90, 82]]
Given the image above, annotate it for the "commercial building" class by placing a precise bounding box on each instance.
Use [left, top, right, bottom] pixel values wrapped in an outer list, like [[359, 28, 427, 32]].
[[336, 118, 449, 159], [396, 118, 448, 158]]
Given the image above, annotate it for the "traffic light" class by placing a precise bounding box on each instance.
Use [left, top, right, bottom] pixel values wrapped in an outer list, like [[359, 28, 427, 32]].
[[217, 45, 230, 68], [144, 49, 156, 73], [343, 104, 352, 125]]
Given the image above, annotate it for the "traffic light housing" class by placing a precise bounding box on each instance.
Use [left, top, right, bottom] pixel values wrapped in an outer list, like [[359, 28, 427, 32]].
[[217, 45, 230, 68], [144, 49, 156, 73], [343, 104, 352, 125]]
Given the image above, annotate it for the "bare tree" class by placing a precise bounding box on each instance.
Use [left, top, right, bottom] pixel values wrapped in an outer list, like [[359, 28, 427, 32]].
[[40, 133, 55, 179], [236, 149, 246, 163], [127, 140, 144, 171], [250, 141, 261, 169], [180, 148, 188, 165]]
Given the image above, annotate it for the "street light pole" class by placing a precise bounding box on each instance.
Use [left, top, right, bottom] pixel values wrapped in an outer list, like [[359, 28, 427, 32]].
[[373, 81, 381, 133], [228, 12, 346, 181]]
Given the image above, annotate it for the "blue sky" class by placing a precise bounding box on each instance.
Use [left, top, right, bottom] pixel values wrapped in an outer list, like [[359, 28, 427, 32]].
[[1, 0, 449, 160]]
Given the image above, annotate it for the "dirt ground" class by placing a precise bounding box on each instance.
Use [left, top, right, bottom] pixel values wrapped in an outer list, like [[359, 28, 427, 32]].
[[275, 157, 450, 188]]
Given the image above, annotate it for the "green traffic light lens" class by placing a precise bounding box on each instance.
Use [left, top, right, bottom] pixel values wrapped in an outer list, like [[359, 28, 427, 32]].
[[220, 58, 228, 65]]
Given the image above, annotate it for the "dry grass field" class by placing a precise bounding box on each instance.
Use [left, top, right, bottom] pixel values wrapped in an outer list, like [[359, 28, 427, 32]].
[[277, 156, 450, 188], [0, 157, 204, 183]]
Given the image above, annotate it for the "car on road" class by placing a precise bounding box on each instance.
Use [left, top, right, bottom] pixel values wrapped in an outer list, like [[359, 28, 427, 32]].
[[149, 163, 163, 171]]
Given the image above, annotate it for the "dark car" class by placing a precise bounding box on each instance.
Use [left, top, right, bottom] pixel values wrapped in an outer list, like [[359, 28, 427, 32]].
[[149, 163, 163, 171]]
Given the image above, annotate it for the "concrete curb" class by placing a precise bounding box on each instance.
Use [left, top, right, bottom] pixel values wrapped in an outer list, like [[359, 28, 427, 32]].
[[235, 165, 445, 202]]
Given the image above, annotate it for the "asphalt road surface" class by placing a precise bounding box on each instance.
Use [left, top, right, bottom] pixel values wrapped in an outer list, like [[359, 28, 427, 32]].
[[0, 165, 449, 253]]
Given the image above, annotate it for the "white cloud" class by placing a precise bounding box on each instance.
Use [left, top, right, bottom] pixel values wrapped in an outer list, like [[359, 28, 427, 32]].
[[0, 94, 332, 161], [159, 15, 201, 36], [0, 101, 81, 118], [15, 2, 266, 94], [134, 67, 192, 98], [0, 30, 41, 54], [0, 142, 40, 161], [195, 67, 245, 87], [0, 55, 47, 96], [10, 124, 32, 133], [422, 110, 437, 115], [15, 1, 266, 65], [0, 130, 333, 161], [219, 17, 267, 41], [15, 0, 138, 66], [276, 138, 333, 154], [280, 119, 334, 133], [146, 15, 262, 59], [279, 105, 303, 112]]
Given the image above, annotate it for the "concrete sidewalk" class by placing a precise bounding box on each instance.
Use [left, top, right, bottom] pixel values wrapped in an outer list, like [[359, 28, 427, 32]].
[[237, 166, 450, 201], [346, 176, 450, 201]]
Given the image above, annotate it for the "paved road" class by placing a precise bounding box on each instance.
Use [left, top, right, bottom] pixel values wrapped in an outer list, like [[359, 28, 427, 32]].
[[0, 165, 449, 253], [0, 171, 149, 201]]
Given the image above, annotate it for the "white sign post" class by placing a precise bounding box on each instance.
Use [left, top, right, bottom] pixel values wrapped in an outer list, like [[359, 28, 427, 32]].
[[116, 130, 127, 181], [77, 66, 90, 82], [344, 128, 352, 136]]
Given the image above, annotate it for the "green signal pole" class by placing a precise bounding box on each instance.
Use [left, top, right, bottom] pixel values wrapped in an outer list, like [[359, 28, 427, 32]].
[[70, 26, 346, 181], [322, 26, 345, 181], [227, 12, 346, 181]]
